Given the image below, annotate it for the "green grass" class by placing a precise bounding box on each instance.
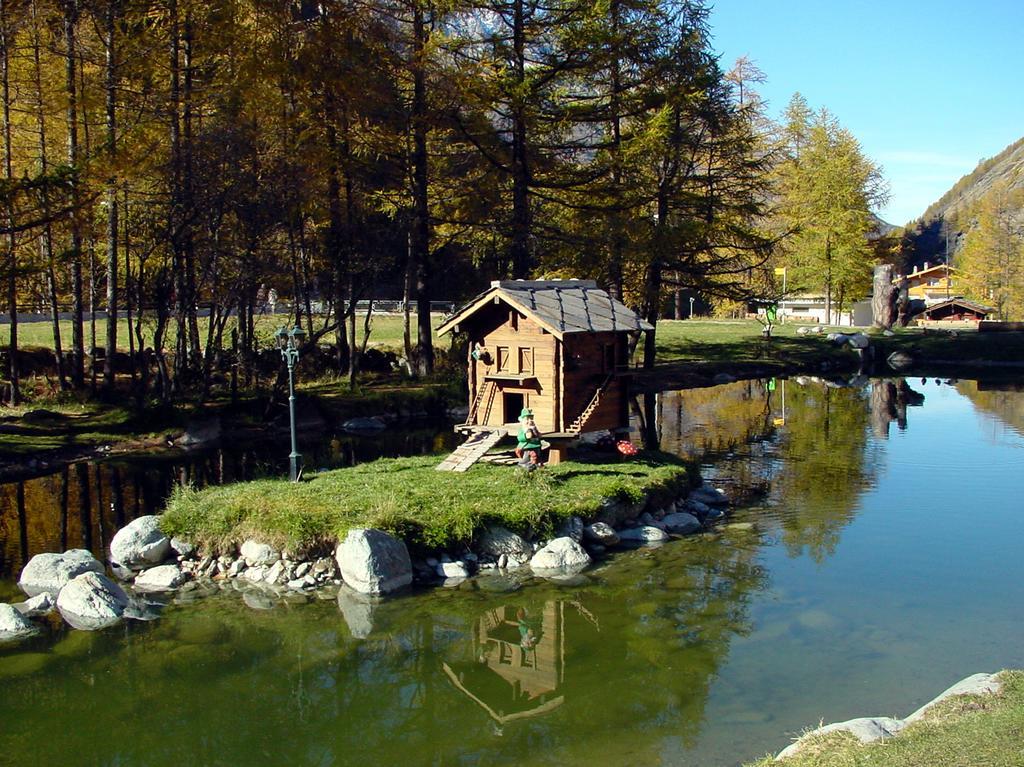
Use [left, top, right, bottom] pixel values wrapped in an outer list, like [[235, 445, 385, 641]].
[[2, 313, 441, 352], [654, 319, 1024, 369], [160, 452, 689, 554], [745, 671, 1024, 767], [655, 319, 850, 366]]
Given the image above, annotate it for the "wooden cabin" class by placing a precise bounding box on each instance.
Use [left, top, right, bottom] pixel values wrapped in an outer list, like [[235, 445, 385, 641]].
[[916, 297, 993, 323], [435, 280, 650, 469]]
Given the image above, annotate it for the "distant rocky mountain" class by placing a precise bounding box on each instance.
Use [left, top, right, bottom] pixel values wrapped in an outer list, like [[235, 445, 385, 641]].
[[870, 213, 897, 238], [903, 136, 1024, 268]]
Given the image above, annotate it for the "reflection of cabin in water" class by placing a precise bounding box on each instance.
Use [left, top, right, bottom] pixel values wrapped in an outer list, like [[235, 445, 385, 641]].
[[435, 280, 651, 471], [442, 602, 565, 724]]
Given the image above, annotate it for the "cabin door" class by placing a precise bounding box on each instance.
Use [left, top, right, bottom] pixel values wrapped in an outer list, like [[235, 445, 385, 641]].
[[503, 392, 524, 424]]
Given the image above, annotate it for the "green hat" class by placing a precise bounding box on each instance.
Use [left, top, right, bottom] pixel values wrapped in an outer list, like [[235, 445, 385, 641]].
[[519, 407, 534, 419]]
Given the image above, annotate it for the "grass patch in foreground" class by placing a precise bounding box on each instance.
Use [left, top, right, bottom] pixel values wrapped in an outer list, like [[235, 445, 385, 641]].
[[745, 670, 1024, 767], [161, 452, 688, 553]]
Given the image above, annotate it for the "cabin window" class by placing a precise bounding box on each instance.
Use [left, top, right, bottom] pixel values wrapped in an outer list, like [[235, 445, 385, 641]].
[[519, 347, 533, 374], [497, 346, 510, 372]]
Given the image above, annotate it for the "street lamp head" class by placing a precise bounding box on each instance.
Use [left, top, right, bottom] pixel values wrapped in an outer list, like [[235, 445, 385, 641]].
[[275, 326, 289, 349], [289, 326, 306, 346]]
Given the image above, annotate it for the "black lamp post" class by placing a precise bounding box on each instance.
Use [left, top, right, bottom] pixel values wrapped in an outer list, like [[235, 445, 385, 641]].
[[276, 325, 306, 481]]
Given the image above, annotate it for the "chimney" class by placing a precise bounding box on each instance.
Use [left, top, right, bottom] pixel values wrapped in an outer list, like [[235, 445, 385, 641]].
[[923, 261, 929, 270]]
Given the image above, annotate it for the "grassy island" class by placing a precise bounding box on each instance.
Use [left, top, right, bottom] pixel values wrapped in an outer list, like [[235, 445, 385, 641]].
[[160, 452, 689, 554]]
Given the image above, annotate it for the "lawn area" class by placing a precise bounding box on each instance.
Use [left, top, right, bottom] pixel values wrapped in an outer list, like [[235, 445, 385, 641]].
[[745, 671, 1024, 767], [2, 313, 441, 352], [654, 319, 847, 366], [653, 319, 1024, 368], [160, 452, 689, 553]]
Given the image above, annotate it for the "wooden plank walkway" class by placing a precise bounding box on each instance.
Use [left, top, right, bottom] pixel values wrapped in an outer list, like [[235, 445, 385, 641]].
[[436, 429, 507, 472]]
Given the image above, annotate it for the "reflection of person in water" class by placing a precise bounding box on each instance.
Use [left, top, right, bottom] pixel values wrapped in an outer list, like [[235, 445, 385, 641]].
[[516, 607, 541, 649]]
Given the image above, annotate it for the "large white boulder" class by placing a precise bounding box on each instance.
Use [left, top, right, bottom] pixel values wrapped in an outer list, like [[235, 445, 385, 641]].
[[240, 540, 280, 567], [335, 529, 412, 596], [133, 564, 191, 592], [437, 561, 470, 579], [775, 717, 903, 760], [847, 333, 870, 349], [903, 673, 1002, 725], [476, 526, 534, 565], [56, 572, 130, 630], [0, 603, 40, 641], [109, 516, 171, 570], [662, 512, 702, 535], [529, 537, 591, 573], [18, 549, 104, 597]]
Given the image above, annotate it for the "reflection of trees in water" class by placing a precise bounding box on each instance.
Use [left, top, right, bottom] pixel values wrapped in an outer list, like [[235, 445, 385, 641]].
[[642, 380, 775, 460], [648, 379, 881, 566], [771, 384, 879, 564], [956, 380, 1024, 438]]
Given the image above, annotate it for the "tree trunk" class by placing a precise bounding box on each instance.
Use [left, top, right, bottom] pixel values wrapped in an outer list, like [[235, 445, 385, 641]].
[[31, 0, 66, 388], [182, 11, 200, 371], [642, 188, 669, 370], [606, 0, 624, 300], [403, 234, 413, 366], [122, 185, 136, 387], [102, 0, 118, 391], [509, 0, 531, 279], [324, 93, 350, 374], [410, 5, 434, 375], [1, 0, 19, 403], [64, 0, 85, 389], [871, 264, 896, 329], [168, 0, 187, 391]]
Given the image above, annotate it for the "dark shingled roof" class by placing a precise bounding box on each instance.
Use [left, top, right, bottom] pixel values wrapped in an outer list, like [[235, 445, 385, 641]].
[[438, 279, 653, 337], [920, 297, 995, 316]]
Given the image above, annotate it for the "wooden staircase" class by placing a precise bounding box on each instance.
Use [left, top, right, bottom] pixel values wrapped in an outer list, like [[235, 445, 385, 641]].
[[436, 429, 506, 472], [567, 374, 614, 435]]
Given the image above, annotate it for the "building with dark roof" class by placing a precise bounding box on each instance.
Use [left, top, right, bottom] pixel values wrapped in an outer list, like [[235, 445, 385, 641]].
[[437, 279, 651, 440]]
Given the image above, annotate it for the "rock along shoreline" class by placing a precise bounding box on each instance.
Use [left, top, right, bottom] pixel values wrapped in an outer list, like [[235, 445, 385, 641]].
[[0, 476, 735, 641], [772, 672, 1005, 761]]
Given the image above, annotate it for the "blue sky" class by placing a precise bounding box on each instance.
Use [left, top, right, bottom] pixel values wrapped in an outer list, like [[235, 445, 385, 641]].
[[708, 0, 1024, 226]]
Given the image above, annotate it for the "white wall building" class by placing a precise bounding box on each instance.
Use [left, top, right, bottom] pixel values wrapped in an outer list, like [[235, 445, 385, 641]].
[[775, 295, 873, 327]]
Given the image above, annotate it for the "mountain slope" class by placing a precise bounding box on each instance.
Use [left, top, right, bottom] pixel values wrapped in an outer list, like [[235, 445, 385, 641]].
[[904, 136, 1024, 266]]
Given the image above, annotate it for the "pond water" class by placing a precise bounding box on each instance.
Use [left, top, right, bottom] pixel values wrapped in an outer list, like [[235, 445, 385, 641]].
[[2, 378, 1024, 766]]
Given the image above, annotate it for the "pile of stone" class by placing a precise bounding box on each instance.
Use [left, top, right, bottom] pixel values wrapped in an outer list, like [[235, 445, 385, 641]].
[[409, 481, 733, 585], [1, 480, 736, 642]]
